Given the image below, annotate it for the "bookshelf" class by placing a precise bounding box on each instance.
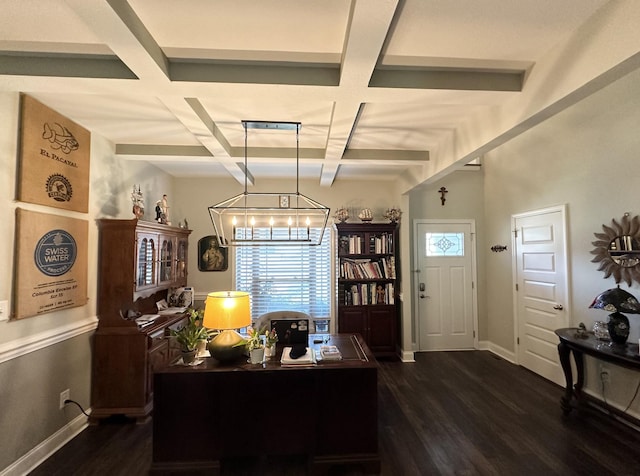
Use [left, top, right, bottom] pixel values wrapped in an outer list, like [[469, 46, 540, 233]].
[[335, 222, 399, 357]]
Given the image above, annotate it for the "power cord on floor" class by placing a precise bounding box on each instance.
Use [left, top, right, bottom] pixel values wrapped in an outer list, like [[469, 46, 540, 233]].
[[600, 371, 640, 415], [600, 370, 608, 407], [64, 399, 90, 417]]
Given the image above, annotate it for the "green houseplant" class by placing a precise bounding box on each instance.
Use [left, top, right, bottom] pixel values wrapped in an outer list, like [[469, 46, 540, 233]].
[[235, 325, 267, 363], [171, 308, 209, 363]]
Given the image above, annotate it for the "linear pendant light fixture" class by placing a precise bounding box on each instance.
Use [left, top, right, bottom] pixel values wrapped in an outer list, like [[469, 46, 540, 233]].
[[209, 120, 330, 246]]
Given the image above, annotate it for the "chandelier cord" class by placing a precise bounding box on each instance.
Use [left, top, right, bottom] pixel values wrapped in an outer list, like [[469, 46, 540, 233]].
[[243, 121, 248, 195], [296, 123, 300, 196]]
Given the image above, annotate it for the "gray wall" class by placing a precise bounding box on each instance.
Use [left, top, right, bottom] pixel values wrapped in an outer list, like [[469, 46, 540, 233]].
[[408, 169, 487, 342], [482, 65, 640, 416], [0, 91, 175, 473]]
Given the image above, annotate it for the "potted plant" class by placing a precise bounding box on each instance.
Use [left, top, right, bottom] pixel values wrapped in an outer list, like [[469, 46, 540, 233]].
[[171, 308, 209, 364], [236, 325, 266, 364], [264, 328, 278, 358]]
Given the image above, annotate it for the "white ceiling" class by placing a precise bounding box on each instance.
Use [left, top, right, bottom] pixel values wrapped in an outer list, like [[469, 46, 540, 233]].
[[2, 0, 635, 190]]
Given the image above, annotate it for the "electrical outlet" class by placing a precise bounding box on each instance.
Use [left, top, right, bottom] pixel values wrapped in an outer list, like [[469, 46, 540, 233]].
[[59, 389, 70, 409], [0, 300, 8, 322], [600, 368, 610, 383]]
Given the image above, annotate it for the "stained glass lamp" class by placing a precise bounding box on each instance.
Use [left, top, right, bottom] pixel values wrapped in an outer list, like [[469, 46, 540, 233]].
[[589, 286, 640, 344]]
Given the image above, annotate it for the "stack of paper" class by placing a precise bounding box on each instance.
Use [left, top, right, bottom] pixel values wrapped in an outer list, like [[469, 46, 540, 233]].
[[135, 314, 160, 328], [280, 347, 316, 366], [320, 345, 343, 361], [158, 307, 187, 315]]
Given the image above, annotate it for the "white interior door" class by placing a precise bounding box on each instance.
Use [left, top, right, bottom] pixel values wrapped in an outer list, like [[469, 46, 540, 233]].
[[415, 221, 476, 351], [513, 206, 569, 385]]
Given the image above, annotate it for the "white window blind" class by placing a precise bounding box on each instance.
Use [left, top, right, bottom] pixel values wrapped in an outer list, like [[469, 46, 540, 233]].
[[234, 227, 331, 319]]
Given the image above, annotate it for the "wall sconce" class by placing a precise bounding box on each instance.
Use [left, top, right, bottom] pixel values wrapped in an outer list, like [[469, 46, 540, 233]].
[[491, 245, 508, 252]]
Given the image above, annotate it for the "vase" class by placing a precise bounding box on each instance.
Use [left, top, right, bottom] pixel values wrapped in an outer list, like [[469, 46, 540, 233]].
[[181, 349, 197, 364], [264, 345, 276, 358], [249, 347, 265, 364], [195, 339, 208, 357]]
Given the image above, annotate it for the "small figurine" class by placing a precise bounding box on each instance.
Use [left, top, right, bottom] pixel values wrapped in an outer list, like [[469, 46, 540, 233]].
[[131, 185, 144, 219], [333, 207, 349, 223], [155, 194, 170, 224], [376, 285, 386, 304], [383, 208, 402, 224], [358, 208, 373, 222]]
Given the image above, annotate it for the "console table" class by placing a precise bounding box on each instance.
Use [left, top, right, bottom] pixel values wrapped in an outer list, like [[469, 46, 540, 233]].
[[555, 327, 640, 416], [150, 334, 379, 475]]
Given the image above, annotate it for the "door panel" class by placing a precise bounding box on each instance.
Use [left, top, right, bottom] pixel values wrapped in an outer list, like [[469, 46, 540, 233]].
[[514, 207, 568, 385], [416, 221, 476, 351]]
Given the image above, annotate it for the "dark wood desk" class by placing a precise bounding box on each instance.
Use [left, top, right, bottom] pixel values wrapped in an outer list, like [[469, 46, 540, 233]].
[[150, 334, 379, 475], [555, 328, 640, 416]]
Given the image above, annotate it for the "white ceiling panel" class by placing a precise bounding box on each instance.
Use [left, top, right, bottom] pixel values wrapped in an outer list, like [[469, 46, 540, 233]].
[[0, 0, 633, 188]]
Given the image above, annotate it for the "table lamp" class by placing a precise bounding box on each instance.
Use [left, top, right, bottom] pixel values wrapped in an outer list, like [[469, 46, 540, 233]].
[[589, 286, 640, 345], [203, 291, 251, 361]]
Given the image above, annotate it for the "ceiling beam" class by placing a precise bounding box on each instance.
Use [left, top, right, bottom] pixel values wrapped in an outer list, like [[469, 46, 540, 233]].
[[320, 0, 401, 186], [63, 0, 169, 82]]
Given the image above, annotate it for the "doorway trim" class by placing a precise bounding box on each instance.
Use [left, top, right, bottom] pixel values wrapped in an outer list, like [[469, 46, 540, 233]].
[[413, 219, 479, 351]]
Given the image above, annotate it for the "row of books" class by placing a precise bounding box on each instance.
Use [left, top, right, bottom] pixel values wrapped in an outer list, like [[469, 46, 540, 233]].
[[339, 256, 396, 280], [369, 233, 393, 254], [338, 233, 394, 255], [342, 282, 395, 306]]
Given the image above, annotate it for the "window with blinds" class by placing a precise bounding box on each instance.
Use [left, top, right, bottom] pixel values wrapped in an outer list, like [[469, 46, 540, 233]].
[[234, 227, 331, 319]]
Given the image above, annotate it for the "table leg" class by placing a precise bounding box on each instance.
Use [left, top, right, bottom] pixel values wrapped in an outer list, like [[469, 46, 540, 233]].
[[573, 349, 584, 398], [557, 341, 573, 414]]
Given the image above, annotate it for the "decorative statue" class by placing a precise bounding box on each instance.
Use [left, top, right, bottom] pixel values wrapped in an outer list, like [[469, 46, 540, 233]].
[[131, 185, 144, 219], [383, 208, 402, 224], [155, 194, 170, 224]]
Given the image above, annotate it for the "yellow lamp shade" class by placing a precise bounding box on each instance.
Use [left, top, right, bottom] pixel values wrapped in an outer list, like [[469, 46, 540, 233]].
[[203, 291, 251, 330]]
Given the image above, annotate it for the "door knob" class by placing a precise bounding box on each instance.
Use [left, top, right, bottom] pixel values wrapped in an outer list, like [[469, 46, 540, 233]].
[[553, 304, 564, 310], [420, 294, 429, 299]]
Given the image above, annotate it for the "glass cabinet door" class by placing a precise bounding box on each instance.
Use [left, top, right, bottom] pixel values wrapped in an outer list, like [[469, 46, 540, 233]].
[[136, 233, 157, 289], [159, 236, 175, 285], [176, 237, 188, 283]]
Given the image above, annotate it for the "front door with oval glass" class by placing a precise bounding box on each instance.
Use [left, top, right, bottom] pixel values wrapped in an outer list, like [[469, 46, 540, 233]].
[[415, 220, 477, 351]]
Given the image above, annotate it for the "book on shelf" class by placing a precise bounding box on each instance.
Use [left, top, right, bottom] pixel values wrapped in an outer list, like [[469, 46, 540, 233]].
[[348, 234, 363, 254], [369, 233, 393, 254], [340, 257, 395, 280], [345, 282, 394, 305]]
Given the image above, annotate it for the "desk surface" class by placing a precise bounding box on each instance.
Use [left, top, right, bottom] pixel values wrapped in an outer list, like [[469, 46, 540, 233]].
[[555, 327, 640, 370], [159, 333, 377, 374]]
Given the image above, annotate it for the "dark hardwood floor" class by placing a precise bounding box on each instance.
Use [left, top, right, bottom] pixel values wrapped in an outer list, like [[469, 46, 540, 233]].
[[30, 351, 640, 475]]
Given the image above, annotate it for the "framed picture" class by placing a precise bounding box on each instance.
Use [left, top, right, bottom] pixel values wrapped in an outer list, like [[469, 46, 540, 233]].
[[198, 235, 228, 271], [17, 95, 91, 213], [13, 208, 88, 319]]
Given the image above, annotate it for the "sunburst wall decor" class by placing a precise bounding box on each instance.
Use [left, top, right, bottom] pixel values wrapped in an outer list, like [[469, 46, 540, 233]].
[[590, 213, 640, 286]]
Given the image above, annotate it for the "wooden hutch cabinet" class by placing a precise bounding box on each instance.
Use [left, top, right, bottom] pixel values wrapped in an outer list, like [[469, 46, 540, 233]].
[[335, 222, 400, 358], [91, 219, 191, 422]]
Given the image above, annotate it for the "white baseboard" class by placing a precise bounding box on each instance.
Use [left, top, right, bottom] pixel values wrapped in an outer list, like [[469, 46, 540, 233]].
[[0, 413, 88, 476], [479, 340, 516, 363], [400, 350, 415, 362], [582, 388, 640, 429]]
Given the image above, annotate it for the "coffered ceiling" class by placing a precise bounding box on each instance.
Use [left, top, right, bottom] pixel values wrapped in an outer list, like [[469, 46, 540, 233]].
[[2, 0, 637, 192]]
